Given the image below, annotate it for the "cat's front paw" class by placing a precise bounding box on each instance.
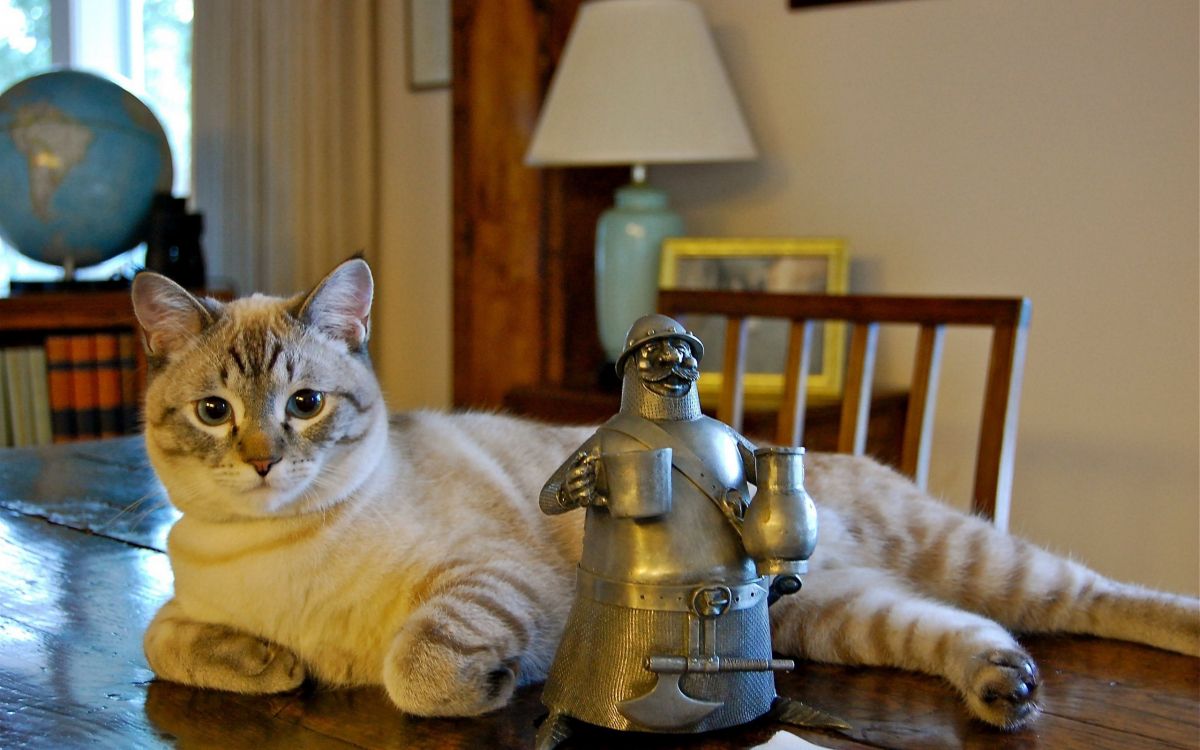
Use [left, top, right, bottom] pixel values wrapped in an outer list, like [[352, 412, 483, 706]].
[[383, 621, 519, 717], [239, 637, 307, 693], [964, 648, 1041, 729], [145, 609, 306, 695], [191, 628, 306, 693]]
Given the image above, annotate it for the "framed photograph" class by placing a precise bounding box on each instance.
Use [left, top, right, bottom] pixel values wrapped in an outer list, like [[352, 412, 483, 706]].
[[659, 237, 849, 405], [407, 0, 451, 90]]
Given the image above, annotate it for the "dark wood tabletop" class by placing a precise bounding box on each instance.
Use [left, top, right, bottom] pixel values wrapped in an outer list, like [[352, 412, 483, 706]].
[[1, 436, 1197, 749]]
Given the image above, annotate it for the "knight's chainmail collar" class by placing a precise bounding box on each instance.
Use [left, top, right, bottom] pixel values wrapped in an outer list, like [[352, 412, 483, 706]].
[[619, 365, 702, 421]]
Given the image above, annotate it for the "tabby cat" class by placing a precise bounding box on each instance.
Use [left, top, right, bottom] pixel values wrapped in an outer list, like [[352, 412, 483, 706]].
[[134, 259, 1198, 731]]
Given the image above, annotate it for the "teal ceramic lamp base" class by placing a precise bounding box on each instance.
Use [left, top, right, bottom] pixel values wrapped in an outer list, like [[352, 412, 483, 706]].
[[594, 179, 684, 363]]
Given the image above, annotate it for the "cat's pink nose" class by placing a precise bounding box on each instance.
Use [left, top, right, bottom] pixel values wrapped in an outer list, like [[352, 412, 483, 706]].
[[248, 457, 281, 477]]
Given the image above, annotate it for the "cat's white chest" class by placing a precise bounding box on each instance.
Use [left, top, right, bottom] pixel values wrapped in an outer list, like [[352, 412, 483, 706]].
[[165, 511, 397, 683], [168, 516, 323, 619]]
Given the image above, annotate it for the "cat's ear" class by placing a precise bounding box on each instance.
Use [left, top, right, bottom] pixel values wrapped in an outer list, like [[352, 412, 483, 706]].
[[131, 272, 215, 356], [297, 258, 373, 351]]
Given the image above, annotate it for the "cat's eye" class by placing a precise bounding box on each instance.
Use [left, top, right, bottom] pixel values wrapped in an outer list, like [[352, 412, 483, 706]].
[[196, 396, 232, 426], [287, 389, 325, 419]]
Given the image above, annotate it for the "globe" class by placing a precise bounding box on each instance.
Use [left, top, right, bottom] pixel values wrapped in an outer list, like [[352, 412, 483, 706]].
[[0, 69, 173, 272]]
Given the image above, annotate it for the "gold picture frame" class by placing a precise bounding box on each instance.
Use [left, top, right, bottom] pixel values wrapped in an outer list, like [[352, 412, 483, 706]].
[[658, 237, 849, 407]]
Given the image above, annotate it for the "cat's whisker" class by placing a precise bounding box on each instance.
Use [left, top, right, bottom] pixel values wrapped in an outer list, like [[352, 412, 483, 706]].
[[130, 498, 174, 525], [99, 490, 163, 530]]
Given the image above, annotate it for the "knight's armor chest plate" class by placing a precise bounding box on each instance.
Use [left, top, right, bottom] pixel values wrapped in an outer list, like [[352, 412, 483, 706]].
[[661, 417, 747, 490], [578, 416, 755, 585]]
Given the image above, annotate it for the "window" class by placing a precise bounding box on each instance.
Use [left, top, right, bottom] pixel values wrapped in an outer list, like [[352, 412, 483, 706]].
[[0, 1, 51, 89], [0, 0, 192, 292]]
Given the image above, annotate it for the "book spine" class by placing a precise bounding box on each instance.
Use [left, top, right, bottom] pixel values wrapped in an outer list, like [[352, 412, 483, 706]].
[[4, 348, 32, 447], [26, 346, 53, 445], [0, 352, 10, 447], [68, 334, 100, 440], [94, 334, 123, 438], [44, 336, 76, 443]]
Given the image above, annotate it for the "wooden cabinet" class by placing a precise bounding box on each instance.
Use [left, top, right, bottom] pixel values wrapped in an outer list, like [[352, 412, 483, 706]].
[[452, 0, 624, 408], [0, 290, 144, 334]]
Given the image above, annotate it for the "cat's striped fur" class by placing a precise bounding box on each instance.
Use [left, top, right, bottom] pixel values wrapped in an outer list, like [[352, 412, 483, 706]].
[[135, 259, 1198, 731]]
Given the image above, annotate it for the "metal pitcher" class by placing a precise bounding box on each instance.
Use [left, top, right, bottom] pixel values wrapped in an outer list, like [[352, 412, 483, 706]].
[[742, 447, 817, 577]]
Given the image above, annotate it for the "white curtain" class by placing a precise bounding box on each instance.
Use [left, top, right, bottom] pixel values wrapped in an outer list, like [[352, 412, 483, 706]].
[[192, 0, 378, 296]]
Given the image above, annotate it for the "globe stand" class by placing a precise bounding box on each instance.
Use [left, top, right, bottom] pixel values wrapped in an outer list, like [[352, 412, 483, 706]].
[[6, 196, 207, 296], [3, 247, 145, 294], [8, 277, 132, 295], [7, 251, 133, 295]]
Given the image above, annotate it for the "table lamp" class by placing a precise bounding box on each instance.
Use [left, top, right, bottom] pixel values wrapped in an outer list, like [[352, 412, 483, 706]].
[[525, 0, 757, 363]]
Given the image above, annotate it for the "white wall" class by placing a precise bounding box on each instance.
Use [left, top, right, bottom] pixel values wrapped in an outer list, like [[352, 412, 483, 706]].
[[372, 1, 454, 411], [654, 0, 1198, 595], [374, 0, 1198, 595]]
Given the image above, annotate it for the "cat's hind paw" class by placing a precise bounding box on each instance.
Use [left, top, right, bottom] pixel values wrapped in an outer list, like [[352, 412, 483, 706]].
[[964, 648, 1041, 730], [383, 621, 520, 717]]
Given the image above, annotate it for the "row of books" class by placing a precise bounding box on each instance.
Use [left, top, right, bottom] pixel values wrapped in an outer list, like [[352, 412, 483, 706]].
[[0, 333, 141, 447], [0, 347, 53, 447]]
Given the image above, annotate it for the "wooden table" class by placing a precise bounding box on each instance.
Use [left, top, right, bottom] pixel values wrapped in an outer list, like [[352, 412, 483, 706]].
[[1, 437, 1197, 749]]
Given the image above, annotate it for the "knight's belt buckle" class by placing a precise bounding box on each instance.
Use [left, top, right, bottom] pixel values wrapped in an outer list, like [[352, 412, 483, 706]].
[[692, 585, 731, 617]]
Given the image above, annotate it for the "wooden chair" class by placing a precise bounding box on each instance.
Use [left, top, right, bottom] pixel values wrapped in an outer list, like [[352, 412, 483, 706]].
[[657, 289, 1032, 527]]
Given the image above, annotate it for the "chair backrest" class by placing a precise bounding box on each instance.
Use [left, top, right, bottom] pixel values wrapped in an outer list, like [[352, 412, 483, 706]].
[[657, 289, 1032, 528]]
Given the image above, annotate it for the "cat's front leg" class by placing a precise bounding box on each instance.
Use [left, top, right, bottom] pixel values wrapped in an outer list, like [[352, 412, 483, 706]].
[[382, 558, 561, 717], [144, 598, 306, 694], [771, 568, 1041, 729]]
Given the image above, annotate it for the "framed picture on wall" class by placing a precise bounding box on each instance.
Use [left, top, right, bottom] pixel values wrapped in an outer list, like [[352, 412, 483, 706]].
[[407, 0, 451, 90], [658, 237, 849, 405]]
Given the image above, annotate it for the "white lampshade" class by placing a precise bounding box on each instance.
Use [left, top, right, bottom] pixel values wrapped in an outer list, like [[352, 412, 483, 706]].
[[525, 0, 757, 166]]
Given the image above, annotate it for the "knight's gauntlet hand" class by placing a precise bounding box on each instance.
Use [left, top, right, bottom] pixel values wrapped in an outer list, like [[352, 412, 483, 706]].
[[563, 449, 603, 508]]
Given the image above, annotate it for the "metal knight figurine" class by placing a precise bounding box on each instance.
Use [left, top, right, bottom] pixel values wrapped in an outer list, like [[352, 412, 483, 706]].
[[535, 314, 842, 748]]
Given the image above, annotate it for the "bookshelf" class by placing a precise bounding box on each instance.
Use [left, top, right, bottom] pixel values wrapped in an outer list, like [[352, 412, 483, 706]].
[[0, 289, 148, 382], [0, 290, 145, 334], [0, 290, 147, 444]]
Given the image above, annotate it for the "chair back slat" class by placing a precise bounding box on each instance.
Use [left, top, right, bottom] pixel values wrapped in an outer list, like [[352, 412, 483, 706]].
[[971, 302, 1031, 527], [838, 322, 880, 455], [900, 324, 946, 488], [777, 319, 815, 447], [718, 316, 749, 432], [657, 289, 1031, 527]]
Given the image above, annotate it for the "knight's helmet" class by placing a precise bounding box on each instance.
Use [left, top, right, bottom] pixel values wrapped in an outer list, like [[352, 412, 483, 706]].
[[616, 314, 705, 421], [614, 314, 704, 376]]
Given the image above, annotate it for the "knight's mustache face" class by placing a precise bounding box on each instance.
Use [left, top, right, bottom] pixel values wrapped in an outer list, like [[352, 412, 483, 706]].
[[643, 359, 699, 383], [634, 339, 700, 395]]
